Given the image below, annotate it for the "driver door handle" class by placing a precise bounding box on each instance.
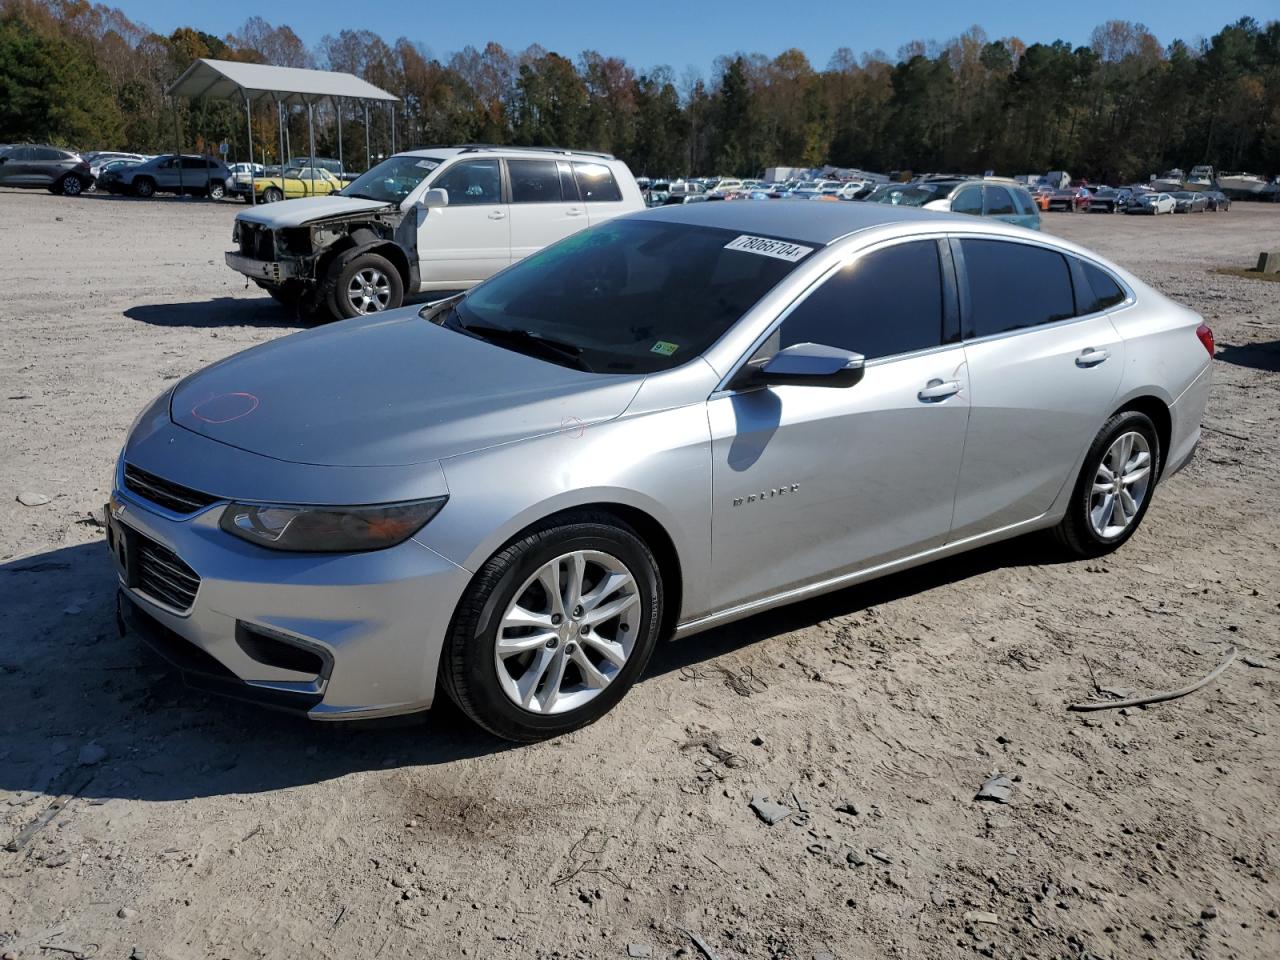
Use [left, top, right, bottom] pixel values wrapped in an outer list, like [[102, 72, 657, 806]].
[[488, 210, 506, 220], [1075, 347, 1110, 367], [918, 379, 962, 402]]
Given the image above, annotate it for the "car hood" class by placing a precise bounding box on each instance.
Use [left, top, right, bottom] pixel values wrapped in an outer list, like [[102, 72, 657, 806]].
[[235, 195, 397, 228], [170, 311, 645, 467]]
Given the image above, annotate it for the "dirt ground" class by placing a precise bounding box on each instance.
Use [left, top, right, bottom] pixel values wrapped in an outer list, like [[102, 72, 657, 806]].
[[1, 189, 1278, 960]]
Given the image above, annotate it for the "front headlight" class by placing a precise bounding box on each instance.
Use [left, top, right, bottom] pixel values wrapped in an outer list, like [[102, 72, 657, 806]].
[[219, 497, 448, 553]]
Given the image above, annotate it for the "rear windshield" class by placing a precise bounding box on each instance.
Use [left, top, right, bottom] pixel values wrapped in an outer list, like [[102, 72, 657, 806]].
[[438, 219, 815, 374], [341, 154, 444, 204]]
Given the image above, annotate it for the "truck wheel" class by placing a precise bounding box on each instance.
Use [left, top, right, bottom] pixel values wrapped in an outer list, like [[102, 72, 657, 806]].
[[326, 253, 404, 319], [133, 178, 155, 198]]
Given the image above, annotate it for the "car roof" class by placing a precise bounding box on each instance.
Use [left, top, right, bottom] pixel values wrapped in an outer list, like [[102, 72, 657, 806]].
[[636, 199, 969, 245], [396, 145, 618, 163]]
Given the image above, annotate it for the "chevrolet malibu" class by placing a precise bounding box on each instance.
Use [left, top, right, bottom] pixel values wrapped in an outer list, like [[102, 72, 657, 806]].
[[108, 202, 1213, 741]]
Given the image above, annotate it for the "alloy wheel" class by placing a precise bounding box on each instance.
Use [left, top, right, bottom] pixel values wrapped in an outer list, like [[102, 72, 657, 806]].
[[494, 550, 640, 715], [62, 176, 82, 196], [1089, 431, 1153, 539], [346, 267, 392, 314]]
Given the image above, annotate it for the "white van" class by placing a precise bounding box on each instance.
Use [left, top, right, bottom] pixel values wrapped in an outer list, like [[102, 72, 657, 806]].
[[226, 146, 645, 319]]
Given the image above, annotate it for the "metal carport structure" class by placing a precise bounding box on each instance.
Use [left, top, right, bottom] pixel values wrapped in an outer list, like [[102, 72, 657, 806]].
[[167, 58, 400, 203]]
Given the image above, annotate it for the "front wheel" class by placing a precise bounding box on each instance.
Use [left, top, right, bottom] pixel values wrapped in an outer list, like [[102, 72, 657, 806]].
[[442, 514, 663, 742], [1054, 411, 1161, 558], [58, 174, 84, 196], [208, 182, 226, 200], [263, 187, 283, 203], [326, 252, 404, 319]]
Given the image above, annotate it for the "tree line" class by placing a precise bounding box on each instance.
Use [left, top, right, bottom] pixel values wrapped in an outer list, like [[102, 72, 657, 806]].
[[2, 0, 1278, 182]]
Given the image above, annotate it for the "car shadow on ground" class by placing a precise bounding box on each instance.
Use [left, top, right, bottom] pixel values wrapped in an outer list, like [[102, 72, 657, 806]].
[[124, 297, 301, 329], [1216, 340, 1280, 373], [0, 533, 1066, 805]]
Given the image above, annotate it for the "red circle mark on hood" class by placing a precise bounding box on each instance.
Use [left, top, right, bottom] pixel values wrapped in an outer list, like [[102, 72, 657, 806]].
[[191, 392, 260, 424]]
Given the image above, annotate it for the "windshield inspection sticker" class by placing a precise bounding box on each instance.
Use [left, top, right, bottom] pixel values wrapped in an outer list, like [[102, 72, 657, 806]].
[[651, 340, 680, 356], [724, 234, 813, 262], [414, 159, 439, 170]]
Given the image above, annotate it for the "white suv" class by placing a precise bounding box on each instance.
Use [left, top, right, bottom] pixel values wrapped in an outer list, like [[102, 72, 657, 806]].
[[225, 146, 645, 320]]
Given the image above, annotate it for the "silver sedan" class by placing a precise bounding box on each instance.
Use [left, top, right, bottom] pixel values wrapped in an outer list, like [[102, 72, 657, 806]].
[[108, 201, 1213, 741]]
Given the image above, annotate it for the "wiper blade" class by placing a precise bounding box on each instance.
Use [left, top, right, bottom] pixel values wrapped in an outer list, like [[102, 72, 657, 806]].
[[459, 320, 591, 371]]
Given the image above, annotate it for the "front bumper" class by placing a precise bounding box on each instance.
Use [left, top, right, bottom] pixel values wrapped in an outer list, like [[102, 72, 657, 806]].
[[225, 251, 300, 284], [106, 484, 473, 721]]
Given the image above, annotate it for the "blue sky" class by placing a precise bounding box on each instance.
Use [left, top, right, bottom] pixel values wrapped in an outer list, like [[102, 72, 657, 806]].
[[121, 0, 1262, 74]]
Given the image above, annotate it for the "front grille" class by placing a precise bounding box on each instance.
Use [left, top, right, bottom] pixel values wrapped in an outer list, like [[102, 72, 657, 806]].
[[238, 223, 275, 260], [124, 464, 219, 515], [135, 535, 200, 613]]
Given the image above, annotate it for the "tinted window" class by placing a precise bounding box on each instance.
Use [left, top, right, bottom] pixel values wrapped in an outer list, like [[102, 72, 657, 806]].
[[1080, 261, 1126, 313], [984, 186, 1016, 216], [432, 160, 501, 205], [1011, 188, 1036, 216], [34, 147, 65, 161], [952, 187, 982, 215], [961, 239, 1075, 337], [574, 162, 622, 202], [180, 157, 208, 169], [8, 147, 34, 161], [508, 159, 564, 203], [450, 220, 811, 374], [777, 241, 944, 360]]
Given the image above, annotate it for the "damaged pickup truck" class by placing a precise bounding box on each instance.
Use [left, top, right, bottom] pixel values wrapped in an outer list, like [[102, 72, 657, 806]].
[[225, 146, 645, 321]]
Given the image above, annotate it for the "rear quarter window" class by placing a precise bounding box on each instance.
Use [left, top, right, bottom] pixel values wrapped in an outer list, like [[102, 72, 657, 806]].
[[1077, 260, 1127, 314], [574, 163, 622, 202], [1011, 189, 1037, 216], [961, 239, 1075, 338]]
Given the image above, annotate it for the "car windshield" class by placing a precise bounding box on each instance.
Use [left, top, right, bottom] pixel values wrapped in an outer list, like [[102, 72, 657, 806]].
[[433, 218, 815, 374], [867, 182, 956, 206], [340, 154, 444, 204]]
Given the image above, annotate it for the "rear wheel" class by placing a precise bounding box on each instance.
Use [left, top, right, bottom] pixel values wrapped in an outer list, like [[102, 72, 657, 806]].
[[133, 178, 155, 198], [1054, 411, 1161, 558], [442, 514, 663, 742]]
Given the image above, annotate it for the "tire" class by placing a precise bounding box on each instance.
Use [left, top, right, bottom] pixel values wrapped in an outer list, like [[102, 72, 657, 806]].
[[324, 252, 404, 319], [58, 174, 83, 196], [263, 187, 283, 203], [442, 513, 663, 742], [208, 182, 226, 201], [1053, 410, 1161, 558], [262, 281, 302, 307], [133, 178, 155, 199]]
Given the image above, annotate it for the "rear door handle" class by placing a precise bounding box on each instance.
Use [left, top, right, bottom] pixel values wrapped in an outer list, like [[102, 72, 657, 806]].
[[488, 210, 506, 220], [1075, 347, 1110, 367], [918, 379, 962, 402]]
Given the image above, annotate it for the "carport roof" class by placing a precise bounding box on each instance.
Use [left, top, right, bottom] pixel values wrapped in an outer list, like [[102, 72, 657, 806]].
[[167, 58, 399, 106]]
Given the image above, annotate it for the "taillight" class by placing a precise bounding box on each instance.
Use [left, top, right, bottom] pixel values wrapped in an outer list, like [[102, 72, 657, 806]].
[[1196, 323, 1215, 357]]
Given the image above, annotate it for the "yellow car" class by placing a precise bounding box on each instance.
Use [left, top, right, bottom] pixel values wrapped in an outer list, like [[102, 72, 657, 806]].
[[252, 166, 342, 202]]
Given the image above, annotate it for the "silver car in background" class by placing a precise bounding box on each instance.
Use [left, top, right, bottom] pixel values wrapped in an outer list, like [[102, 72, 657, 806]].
[[108, 202, 1213, 741]]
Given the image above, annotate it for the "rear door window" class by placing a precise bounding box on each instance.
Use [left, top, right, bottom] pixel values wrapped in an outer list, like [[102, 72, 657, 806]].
[[574, 162, 622, 202], [507, 159, 564, 203], [777, 240, 944, 361], [1076, 260, 1127, 314], [960, 239, 1075, 338], [983, 186, 1016, 217]]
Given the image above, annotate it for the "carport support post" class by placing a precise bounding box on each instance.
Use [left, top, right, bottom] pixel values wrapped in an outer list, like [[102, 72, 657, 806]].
[[334, 96, 343, 176], [389, 101, 396, 154], [364, 102, 371, 171], [307, 99, 316, 194], [276, 96, 287, 184], [245, 95, 255, 205], [172, 98, 185, 198]]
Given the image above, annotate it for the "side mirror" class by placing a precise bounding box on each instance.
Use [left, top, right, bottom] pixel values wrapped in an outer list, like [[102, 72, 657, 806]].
[[420, 188, 449, 209], [750, 342, 866, 388]]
